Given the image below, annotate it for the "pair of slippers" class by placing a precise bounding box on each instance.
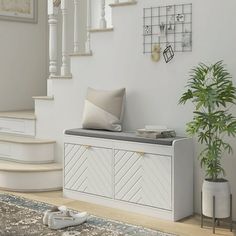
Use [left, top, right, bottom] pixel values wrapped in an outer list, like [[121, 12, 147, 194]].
[[43, 206, 88, 229]]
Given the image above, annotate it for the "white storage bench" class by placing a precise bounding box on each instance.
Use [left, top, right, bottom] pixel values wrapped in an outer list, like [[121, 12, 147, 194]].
[[63, 129, 193, 221]]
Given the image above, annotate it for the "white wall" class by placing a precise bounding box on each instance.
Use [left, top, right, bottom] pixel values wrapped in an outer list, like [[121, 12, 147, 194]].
[[0, 1, 48, 111], [36, 0, 236, 219]]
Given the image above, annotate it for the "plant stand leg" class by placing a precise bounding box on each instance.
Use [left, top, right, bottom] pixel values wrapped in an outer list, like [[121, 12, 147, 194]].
[[230, 194, 233, 232], [201, 192, 203, 228], [213, 196, 215, 234]]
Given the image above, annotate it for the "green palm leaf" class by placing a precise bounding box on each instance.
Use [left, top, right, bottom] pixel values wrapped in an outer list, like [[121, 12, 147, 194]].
[[179, 61, 236, 180]]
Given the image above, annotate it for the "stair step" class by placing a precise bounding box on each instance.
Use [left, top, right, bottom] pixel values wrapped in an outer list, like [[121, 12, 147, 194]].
[[32, 96, 54, 100], [109, 1, 138, 7], [0, 110, 35, 120], [0, 134, 55, 144], [0, 160, 62, 192], [0, 134, 55, 164], [70, 52, 93, 57], [0, 111, 36, 136], [90, 27, 114, 33], [0, 160, 61, 172], [49, 75, 72, 80]]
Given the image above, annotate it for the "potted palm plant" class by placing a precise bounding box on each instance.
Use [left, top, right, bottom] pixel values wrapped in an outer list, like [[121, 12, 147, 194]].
[[179, 61, 236, 219]]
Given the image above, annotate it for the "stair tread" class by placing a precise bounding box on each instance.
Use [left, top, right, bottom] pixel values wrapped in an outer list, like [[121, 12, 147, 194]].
[[110, 1, 138, 7], [0, 134, 55, 144], [32, 96, 54, 100], [0, 110, 35, 120], [90, 27, 114, 33], [49, 75, 72, 79], [70, 52, 93, 57], [0, 160, 62, 172]]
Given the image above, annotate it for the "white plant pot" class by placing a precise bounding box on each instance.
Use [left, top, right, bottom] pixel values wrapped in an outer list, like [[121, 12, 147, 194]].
[[202, 179, 231, 218]]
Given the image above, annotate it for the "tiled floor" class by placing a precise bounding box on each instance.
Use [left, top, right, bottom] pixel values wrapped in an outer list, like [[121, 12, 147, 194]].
[[1, 190, 235, 236]]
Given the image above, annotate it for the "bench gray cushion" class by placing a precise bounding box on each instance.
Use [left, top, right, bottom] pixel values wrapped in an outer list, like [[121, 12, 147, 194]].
[[65, 128, 183, 146]]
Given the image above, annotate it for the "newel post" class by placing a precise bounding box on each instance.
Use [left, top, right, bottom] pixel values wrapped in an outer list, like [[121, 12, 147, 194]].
[[61, 0, 71, 76], [48, 0, 59, 77]]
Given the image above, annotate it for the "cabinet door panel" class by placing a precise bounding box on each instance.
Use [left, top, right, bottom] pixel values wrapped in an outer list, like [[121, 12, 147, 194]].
[[64, 144, 88, 192], [141, 154, 172, 210], [114, 150, 143, 204], [86, 147, 113, 198], [114, 149, 172, 210], [65, 144, 113, 198]]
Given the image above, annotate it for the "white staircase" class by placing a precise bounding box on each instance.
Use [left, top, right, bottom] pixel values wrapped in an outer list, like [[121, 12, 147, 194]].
[[0, 110, 62, 192], [38, 0, 140, 168], [34, 0, 139, 164], [0, 0, 137, 192]]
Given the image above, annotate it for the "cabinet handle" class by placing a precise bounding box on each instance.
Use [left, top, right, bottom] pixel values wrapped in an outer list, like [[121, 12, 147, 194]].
[[84, 145, 91, 149], [136, 151, 145, 156]]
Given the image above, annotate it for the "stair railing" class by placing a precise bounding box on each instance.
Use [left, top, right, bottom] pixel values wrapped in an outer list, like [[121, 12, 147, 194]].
[[48, 0, 114, 77]]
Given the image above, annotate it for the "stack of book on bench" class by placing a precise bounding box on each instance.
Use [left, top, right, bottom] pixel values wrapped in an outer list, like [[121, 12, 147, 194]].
[[136, 125, 176, 139]]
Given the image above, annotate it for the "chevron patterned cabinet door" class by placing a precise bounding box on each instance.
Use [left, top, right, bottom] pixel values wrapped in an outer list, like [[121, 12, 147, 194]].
[[114, 149, 172, 210], [65, 143, 113, 198], [86, 146, 113, 198], [141, 154, 172, 210], [114, 150, 143, 204], [64, 143, 89, 192]]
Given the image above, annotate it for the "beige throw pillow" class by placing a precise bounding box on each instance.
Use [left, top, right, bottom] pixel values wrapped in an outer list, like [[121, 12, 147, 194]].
[[82, 87, 126, 131]]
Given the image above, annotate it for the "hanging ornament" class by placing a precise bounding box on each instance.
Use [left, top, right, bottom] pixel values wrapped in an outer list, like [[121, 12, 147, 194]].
[[163, 45, 174, 63], [151, 44, 161, 62]]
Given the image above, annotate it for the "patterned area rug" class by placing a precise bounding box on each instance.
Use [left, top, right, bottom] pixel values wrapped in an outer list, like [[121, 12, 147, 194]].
[[0, 194, 176, 236]]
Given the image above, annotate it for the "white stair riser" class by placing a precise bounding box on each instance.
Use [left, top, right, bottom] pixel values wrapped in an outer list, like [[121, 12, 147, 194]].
[[0, 118, 35, 136], [0, 170, 62, 192], [47, 79, 54, 97], [0, 142, 54, 164]]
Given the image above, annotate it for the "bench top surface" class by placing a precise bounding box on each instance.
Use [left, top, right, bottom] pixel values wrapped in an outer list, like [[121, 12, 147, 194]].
[[65, 128, 185, 146]]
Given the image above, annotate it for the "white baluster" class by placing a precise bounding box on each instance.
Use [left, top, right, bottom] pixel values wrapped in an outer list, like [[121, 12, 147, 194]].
[[73, 0, 79, 53], [61, 0, 71, 76], [48, 0, 59, 77], [100, 0, 107, 29], [85, 0, 92, 54]]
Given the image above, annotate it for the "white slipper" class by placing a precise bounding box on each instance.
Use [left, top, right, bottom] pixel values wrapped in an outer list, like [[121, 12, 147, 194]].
[[48, 211, 88, 230], [43, 205, 68, 225]]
